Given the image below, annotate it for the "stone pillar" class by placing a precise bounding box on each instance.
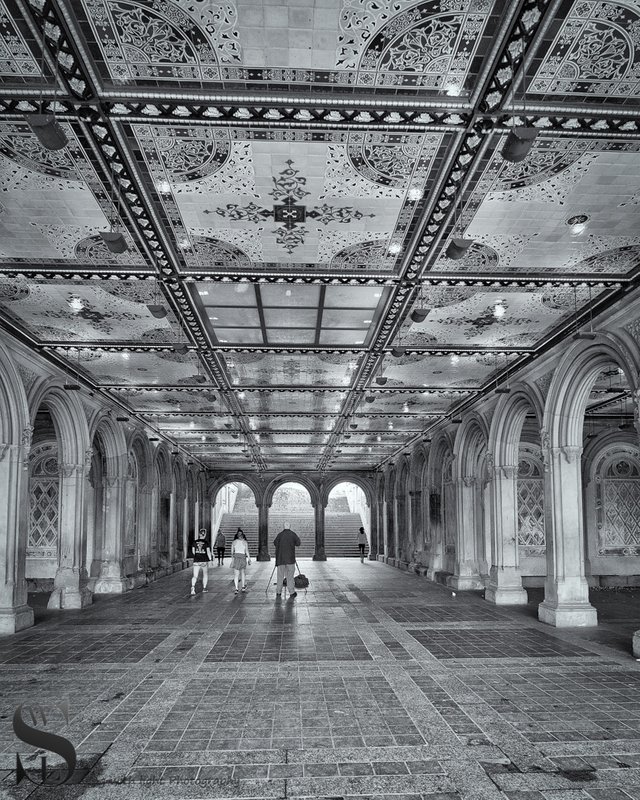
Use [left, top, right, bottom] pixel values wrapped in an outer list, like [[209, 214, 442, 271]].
[[0, 439, 34, 633], [538, 445, 597, 627], [48, 461, 92, 610], [95, 475, 127, 594], [408, 489, 422, 564], [138, 486, 152, 573], [385, 496, 395, 561], [484, 463, 528, 605], [257, 502, 270, 561], [450, 477, 484, 590], [368, 501, 380, 560], [313, 501, 327, 561]]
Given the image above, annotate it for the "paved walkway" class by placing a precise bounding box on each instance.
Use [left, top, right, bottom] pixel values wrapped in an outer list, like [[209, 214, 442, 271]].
[[2, 560, 640, 799]]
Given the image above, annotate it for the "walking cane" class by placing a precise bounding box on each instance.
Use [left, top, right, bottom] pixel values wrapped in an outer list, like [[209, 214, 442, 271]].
[[265, 562, 276, 594]]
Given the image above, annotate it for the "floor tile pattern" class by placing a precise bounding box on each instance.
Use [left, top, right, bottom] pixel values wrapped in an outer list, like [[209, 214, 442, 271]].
[[2, 561, 640, 800]]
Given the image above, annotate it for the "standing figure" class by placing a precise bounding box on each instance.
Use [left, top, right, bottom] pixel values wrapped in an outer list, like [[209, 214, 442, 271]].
[[273, 521, 301, 600], [191, 528, 212, 595], [231, 528, 251, 594], [214, 529, 226, 565], [356, 526, 368, 563]]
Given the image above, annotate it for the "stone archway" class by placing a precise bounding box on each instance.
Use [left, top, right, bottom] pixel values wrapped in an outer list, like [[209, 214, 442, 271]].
[[0, 343, 32, 633], [27, 381, 91, 610], [326, 479, 371, 558], [210, 477, 260, 562], [540, 335, 639, 627]]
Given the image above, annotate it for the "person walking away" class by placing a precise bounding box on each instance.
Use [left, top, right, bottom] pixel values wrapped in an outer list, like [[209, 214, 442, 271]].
[[273, 521, 301, 599], [214, 529, 226, 565], [356, 527, 368, 563], [191, 529, 212, 595], [231, 529, 251, 594]]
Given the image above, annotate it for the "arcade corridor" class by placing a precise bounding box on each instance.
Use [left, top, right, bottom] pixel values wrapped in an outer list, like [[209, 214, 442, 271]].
[[2, 560, 640, 800]]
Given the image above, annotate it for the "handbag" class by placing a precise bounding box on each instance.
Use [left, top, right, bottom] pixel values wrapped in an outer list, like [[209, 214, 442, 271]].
[[293, 561, 309, 589]]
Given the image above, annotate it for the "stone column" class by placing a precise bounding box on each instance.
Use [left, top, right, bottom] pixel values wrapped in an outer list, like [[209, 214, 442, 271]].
[[385, 497, 395, 562], [257, 502, 271, 561], [313, 501, 327, 561], [484, 462, 528, 605], [450, 477, 484, 590], [408, 490, 421, 564], [538, 445, 597, 627], [137, 486, 152, 573], [0, 438, 34, 633], [48, 460, 92, 610], [368, 501, 380, 560], [95, 474, 127, 594]]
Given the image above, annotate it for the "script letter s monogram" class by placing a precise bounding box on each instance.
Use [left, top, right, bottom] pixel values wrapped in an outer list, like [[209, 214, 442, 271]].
[[13, 702, 76, 785]]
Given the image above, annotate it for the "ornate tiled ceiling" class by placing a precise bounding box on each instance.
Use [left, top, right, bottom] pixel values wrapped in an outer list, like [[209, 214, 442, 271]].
[[0, 0, 639, 472]]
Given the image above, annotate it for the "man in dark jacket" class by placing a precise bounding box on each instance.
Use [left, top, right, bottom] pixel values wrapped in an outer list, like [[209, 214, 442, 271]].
[[273, 521, 301, 599]]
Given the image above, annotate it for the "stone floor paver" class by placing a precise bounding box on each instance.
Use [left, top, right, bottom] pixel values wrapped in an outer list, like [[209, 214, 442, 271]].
[[2, 561, 640, 799]]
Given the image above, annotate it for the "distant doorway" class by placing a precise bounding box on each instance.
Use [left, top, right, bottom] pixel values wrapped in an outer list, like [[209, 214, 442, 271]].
[[269, 482, 314, 558], [327, 482, 370, 558], [212, 482, 258, 561]]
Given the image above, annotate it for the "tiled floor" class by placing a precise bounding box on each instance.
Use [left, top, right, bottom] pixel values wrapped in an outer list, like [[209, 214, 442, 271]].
[[2, 562, 640, 799]]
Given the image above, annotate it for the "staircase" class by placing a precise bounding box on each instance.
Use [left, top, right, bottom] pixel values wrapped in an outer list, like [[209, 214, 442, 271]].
[[215, 512, 366, 558]]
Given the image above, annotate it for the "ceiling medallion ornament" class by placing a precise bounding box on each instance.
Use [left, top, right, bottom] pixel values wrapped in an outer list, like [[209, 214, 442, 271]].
[[213, 160, 375, 254]]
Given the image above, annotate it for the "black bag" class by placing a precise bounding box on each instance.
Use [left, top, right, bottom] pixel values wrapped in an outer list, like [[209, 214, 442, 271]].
[[294, 561, 309, 589]]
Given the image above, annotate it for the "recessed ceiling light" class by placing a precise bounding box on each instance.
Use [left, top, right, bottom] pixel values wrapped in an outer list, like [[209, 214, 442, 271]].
[[445, 82, 462, 96], [156, 179, 171, 194], [219, 339, 228, 343], [566, 214, 589, 235], [238, 391, 245, 398], [408, 187, 423, 202], [178, 238, 191, 250], [494, 302, 506, 318], [450, 354, 460, 364], [285, 289, 292, 296], [388, 242, 402, 255], [198, 290, 209, 296], [363, 319, 372, 323], [376, 435, 381, 442], [374, 292, 381, 298], [388, 422, 394, 430], [211, 316, 218, 321], [355, 340, 364, 344], [121, 351, 130, 360], [68, 297, 83, 313]]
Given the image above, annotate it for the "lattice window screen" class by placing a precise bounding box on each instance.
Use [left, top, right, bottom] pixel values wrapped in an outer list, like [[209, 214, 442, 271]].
[[517, 448, 545, 555], [28, 480, 59, 556], [603, 481, 640, 549]]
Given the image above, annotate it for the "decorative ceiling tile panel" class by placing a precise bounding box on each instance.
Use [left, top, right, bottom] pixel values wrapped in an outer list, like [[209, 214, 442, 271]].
[[530, 0, 640, 107], [78, 0, 240, 85], [0, 278, 181, 342]]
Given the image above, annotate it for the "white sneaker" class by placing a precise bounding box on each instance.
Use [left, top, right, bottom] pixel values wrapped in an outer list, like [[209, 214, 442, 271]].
[[190, 587, 195, 595]]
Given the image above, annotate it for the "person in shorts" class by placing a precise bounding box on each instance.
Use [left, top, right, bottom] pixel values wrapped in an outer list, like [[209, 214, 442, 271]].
[[231, 529, 251, 594], [356, 527, 368, 563], [191, 529, 212, 595]]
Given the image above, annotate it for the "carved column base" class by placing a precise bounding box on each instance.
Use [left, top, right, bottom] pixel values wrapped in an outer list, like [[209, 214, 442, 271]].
[[257, 548, 271, 562], [538, 600, 597, 628], [313, 548, 326, 561], [448, 574, 484, 591], [47, 568, 93, 610], [94, 577, 128, 594], [48, 586, 93, 609], [0, 604, 34, 634]]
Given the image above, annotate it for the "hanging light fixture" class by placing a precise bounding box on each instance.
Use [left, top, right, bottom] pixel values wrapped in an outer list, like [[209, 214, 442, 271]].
[[26, 19, 68, 151], [572, 284, 596, 340], [410, 283, 430, 323], [501, 37, 538, 163], [100, 156, 129, 253], [445, 183, 474, 260], [495, 352, 511, 394]]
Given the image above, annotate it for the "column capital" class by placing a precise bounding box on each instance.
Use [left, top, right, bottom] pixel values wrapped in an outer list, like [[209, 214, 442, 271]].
[[549, 445, 583, 464], [460, 475, 477, 487], [59, 462, 84, 479]]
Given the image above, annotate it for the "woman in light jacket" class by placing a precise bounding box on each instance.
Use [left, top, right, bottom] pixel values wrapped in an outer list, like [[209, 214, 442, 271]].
[[231, 529, 251, 594]]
